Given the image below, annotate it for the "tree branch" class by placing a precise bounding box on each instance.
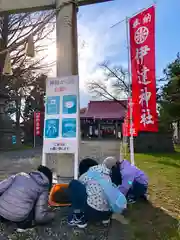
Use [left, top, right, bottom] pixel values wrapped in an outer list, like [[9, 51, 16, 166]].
[[87, 62, 128, 108]]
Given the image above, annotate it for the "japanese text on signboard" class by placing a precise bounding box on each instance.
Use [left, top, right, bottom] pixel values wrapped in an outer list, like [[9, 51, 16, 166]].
[[34, 112, 41, 136], [48, 78, 75, 93], [43, 76, 79, 154], [130, 6, 158, 132]]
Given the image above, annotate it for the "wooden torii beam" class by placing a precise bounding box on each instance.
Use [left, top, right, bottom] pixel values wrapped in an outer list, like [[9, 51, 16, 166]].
[[0, 0, 113, 178], [0, 0, 113, 13]]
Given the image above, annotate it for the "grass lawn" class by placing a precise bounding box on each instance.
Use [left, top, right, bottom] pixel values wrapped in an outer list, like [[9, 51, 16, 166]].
[[0, 146, 179, 239], [125, 151, 180, 240]]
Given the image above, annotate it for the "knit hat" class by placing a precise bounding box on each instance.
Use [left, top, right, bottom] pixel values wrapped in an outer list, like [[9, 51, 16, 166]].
[[79, 158, 98, 176], [37, 165, 53, 190], [103, 156, 117, 169]]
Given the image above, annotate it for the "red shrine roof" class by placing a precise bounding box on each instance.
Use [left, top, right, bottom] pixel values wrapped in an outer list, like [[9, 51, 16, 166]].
[[81, 100, 127, 120]]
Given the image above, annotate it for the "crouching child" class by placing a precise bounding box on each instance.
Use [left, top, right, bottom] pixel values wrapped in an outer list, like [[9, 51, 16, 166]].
[[68, 157, 127, 228], [115, 159, 149, 203]]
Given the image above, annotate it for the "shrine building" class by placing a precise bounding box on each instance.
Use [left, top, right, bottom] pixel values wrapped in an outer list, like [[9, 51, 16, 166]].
[[80, 100, 127, 140]]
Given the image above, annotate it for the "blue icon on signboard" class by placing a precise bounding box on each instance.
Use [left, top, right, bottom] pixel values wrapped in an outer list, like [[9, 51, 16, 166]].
[[62, 118, 76, 138], [46, 96, 60, 115], [45, 119, 59, 138], [12, 135, 16, 145], [63, 95, 77, 114]]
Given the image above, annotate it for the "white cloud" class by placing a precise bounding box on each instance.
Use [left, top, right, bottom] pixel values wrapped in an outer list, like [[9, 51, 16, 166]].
[[45, 5, 129, 79], [78, 7, 127, 91], [44, 0, 155, 106]]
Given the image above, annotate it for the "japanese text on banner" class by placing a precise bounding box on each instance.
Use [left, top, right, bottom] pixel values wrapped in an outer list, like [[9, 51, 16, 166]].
[[129, 6, 158, 132], [122, 99, 138, 137], [34, 112, 41, 136]]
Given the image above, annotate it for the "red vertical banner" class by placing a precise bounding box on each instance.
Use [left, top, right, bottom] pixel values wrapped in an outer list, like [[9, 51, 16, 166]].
[[129, 6, 158, 132], [34, 112, 41, 136], [122, 98, 138, 137]]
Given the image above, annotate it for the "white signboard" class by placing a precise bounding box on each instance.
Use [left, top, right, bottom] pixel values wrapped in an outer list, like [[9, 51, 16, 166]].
[[43, 75, 79, 154]]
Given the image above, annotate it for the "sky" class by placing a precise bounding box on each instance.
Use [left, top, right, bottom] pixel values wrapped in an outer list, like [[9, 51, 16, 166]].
[[47, 0, 180, 107]]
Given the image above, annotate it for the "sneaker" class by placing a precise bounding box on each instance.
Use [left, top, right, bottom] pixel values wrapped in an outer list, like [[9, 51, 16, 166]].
[[16, 228, 33, 233], [68, 214, 80, 226], [127, 198, 136, 204], [76, 219, 88, 229], [68, 214, 87, 228], [102, 219, 110, 225]]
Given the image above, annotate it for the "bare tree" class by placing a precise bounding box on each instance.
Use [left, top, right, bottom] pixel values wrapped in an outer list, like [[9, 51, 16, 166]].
[[87, 61, 129, 108], [0, 10, 56, 128]]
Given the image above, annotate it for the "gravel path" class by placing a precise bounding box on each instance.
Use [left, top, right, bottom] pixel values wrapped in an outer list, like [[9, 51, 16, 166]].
[[0, 210, 131, 240], [0, 208, 110, 240]]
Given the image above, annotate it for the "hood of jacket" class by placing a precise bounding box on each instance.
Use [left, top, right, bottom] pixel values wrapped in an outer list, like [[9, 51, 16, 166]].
[[90, 164, 110, 176], [29, 171, 49, 187]]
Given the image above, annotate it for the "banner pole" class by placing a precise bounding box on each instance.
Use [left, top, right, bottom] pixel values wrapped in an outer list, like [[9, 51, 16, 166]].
[[42, 93, 46, 167], [126, 17, 135, 165], [34, 111, 36, 148], [42, 152, 46, 166], [111, 3, 156, 29], [124, 135, 127, 157]]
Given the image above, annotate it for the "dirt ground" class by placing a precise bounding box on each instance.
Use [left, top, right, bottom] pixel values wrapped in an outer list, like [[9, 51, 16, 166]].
[[0, 142, 179, 239], [0, 141, 132, 240]]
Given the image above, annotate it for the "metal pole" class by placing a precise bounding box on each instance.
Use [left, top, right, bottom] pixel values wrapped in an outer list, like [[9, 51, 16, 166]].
[[124, 136, 127, 157], [123, 135, 127, 157], [42, 100, 46, 166], [34, 135, 36, 148], [126, 17, 135, 165], [34, 111, 36, 148], [111, 3, 156, 29]]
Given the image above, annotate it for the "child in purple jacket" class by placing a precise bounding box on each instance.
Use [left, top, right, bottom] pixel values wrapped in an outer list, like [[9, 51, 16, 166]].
[[112, 159, 148, 203]]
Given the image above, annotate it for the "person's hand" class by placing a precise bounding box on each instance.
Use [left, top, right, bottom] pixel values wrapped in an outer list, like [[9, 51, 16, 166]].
[[112, 213, 129, 225]]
